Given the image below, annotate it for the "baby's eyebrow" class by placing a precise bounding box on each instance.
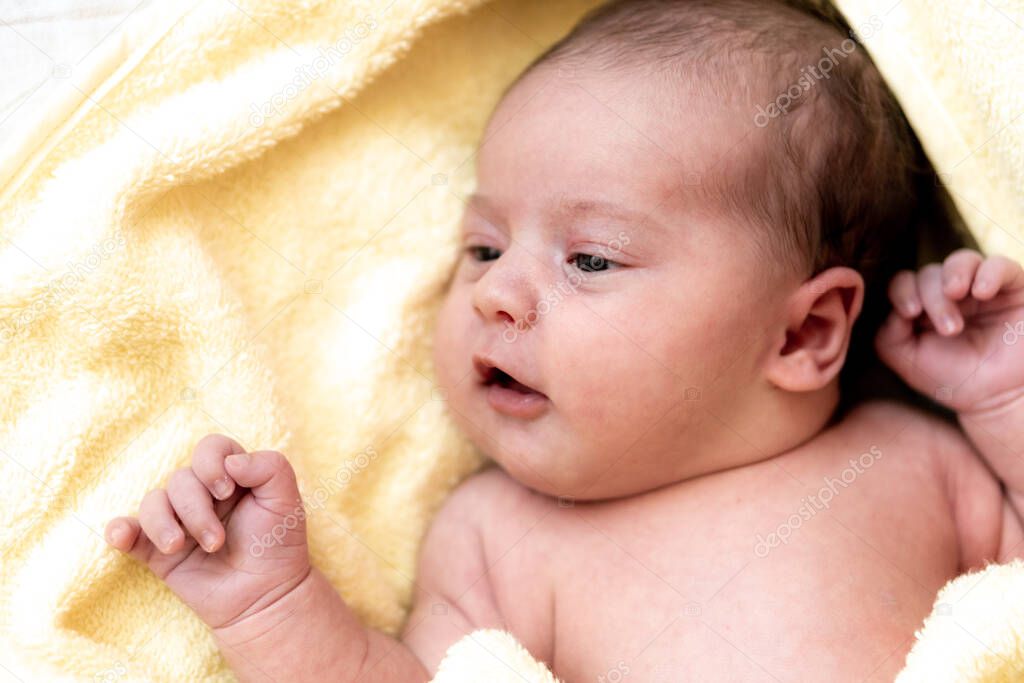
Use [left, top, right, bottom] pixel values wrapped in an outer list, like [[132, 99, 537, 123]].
[[553, 197, 666, 234], [463, 193, 666, 235], [464, 192, 503, 225], [555, 197, 636, 219]]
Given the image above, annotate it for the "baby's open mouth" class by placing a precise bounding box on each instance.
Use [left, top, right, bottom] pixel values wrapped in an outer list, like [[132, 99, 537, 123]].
[[483, 366, 539, 394], [473, 355, 550, 419]]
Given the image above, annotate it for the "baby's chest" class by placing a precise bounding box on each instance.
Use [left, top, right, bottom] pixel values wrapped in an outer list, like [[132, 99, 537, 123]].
[[544, 541, 925, 682], [501, 458, 960, 681]]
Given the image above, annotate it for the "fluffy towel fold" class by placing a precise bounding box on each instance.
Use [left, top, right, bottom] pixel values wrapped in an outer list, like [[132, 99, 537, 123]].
[[0, 0, 1021, 681]]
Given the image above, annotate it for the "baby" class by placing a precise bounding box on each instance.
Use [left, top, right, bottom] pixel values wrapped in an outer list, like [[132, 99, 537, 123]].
[[104, 0, 1024, 680]]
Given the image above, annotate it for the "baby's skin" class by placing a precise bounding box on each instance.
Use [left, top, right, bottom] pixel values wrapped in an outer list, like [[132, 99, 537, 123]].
[[104, 62, 1024, 681]]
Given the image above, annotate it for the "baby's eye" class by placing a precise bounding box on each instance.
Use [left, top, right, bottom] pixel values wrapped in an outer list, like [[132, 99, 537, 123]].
[[466, 246, 502, 262], [570, 252, 619, 273]]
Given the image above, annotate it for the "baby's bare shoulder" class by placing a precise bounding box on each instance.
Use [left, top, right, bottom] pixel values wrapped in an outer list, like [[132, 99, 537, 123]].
[[842, 399, 1005, 569], [438, 464, 555, 536], [401, 462, 561, 671], [415, 464, 549, 579], [839, 399, 977, 476], [450, 466, 559, 580], [840, 398, 967, 457]]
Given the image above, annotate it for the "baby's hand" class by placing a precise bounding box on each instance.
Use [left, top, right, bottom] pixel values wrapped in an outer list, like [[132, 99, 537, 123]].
[[875, 249, 1024, 414], [104, 434, 311, 632]]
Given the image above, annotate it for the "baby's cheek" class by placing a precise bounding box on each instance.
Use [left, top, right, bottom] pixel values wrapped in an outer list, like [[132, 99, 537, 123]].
[[432, 293, 469, 392], [660, 305, 754, 385], [558, 330, 678, 435]]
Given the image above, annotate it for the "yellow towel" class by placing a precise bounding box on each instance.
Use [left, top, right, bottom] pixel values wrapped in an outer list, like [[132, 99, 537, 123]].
[[0, 0, 1020, 681]]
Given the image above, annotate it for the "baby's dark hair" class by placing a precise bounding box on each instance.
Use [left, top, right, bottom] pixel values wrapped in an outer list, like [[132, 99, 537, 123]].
[[511, 0, 970, 415]]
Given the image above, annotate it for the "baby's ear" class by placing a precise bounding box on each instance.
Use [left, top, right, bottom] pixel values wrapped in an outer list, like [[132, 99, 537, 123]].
[[764, 266, 864, 392]]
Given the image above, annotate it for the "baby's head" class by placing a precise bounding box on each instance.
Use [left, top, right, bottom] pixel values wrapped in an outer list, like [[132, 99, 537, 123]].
[[434, 0, 925, 500]]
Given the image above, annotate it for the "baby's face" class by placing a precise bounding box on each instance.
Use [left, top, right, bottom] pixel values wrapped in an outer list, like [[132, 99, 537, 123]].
[[434, 64, 795, 500]]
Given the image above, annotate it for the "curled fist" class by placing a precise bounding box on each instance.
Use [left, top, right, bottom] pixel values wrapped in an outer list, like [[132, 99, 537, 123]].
[[875, 248, 1024, 414], [104, 434, 311, 631]]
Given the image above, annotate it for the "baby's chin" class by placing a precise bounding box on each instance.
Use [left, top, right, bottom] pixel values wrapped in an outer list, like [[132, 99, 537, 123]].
[[485, 445, 647, 502], [459, 401, 679, 500], [480, 442, 583, 498]]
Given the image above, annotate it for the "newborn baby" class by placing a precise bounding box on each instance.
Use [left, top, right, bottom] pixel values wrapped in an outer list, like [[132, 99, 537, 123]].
[[104, 0, 1024, 680]]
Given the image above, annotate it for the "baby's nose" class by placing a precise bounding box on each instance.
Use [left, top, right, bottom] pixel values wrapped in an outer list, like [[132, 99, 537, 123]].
[[472, 252, 541, 333]]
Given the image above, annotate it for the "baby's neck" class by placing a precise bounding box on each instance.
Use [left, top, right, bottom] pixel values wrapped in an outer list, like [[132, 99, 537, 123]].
[[751, 382, 841, 461], [680, 381, 843, 488]]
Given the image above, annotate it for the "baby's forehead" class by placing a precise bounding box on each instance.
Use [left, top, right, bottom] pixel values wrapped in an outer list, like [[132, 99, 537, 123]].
[[480, 67, 764, 219]]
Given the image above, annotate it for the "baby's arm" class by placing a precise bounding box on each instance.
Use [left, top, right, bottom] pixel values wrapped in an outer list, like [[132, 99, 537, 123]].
[[399, 467, 513, 670], [218, 470, 511, 681], [954, 405, 1024, 561], [927, 415, 1024, 567], [876, 250, 1024, 560], [104, 436, 506, 682], [212, 565, 429, 682]]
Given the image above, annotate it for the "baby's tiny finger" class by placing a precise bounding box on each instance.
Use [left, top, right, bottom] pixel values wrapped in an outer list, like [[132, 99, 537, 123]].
[[918, 264, 962, 335], [973, 255, 1024, 300], [941, 249, 983, 300], [167, 468, 224, 552], [105, 516, 157, 564], [138, 488, 186, 555], [105, 516, 140, 552], [888, 270, 922, 317], [191, 433, 245, 500]]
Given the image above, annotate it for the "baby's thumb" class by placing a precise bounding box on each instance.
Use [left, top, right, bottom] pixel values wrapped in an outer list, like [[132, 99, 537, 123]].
[[225, 450, 303, 513]]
